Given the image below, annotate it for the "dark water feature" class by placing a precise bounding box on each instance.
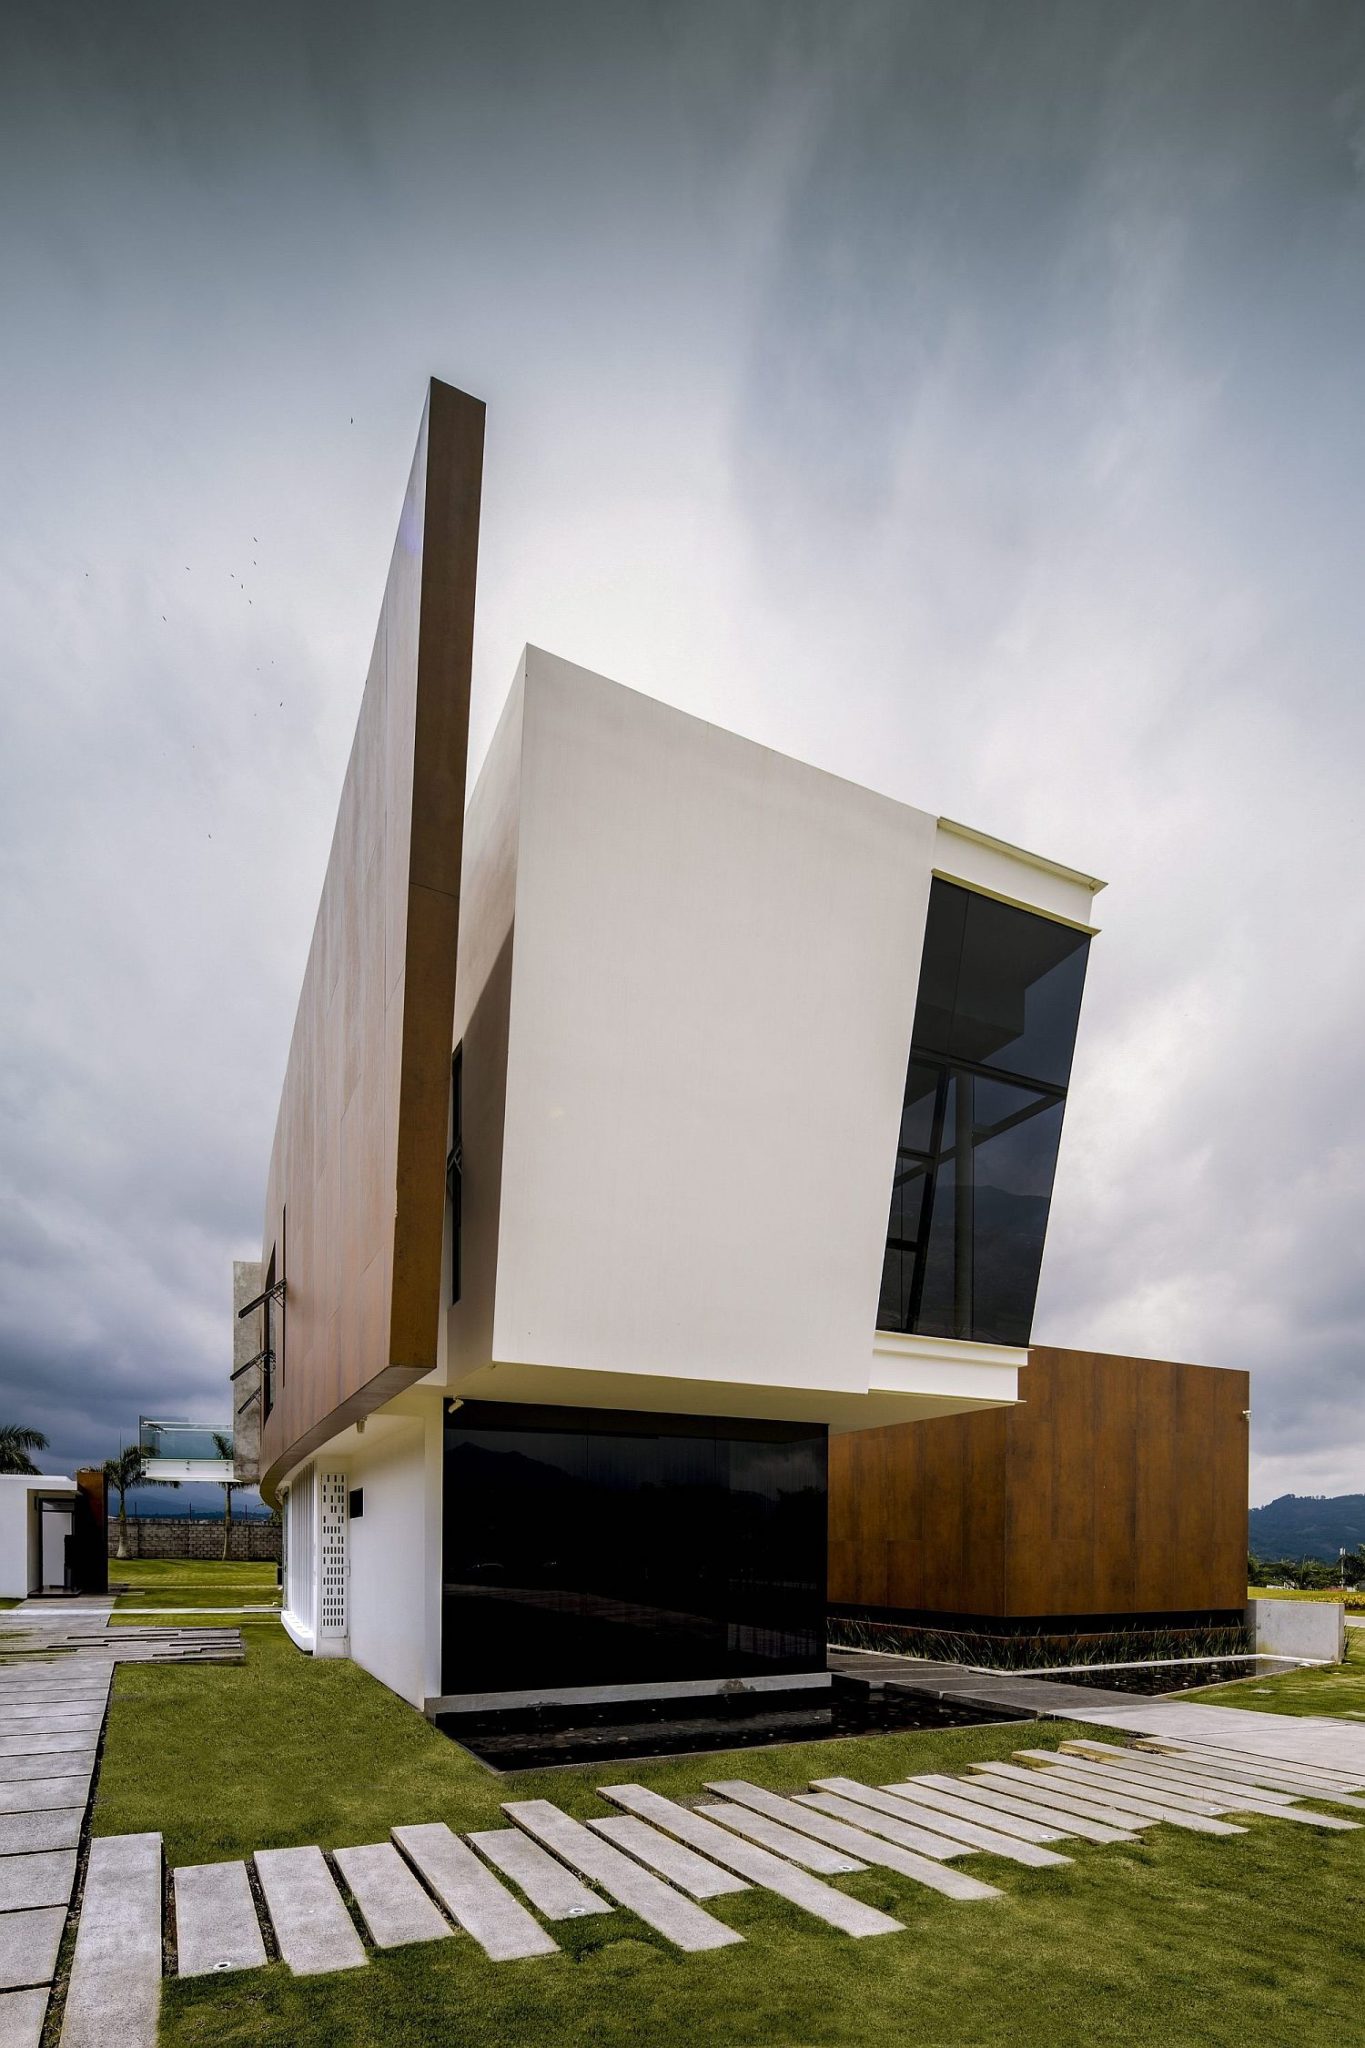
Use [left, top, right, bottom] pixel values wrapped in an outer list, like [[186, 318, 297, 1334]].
[[1040, 1655, 1287, 1696], [437, 1656, 1292, 1770], [437, 1682, 997, 1773]]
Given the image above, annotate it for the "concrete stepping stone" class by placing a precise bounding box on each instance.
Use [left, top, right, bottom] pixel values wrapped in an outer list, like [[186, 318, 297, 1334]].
[[870, 1778, 1065, 1843], [969, 1763, 1170, 1833], [0, 1852, 75, 1913], [501, 1801, 742, 1952], [703, 1781, 1001, 1900], [1141, 1745, 1365, 1804], [1025, 1753, 1355, 1831], [467, 1829, 612, 1921], [1149, 1737, 1365, 1786], [0, 1812, 83, 1856], [0, 1908, 64, 1992], [59, 1831, 162, 2048], [801, 1786, 1068, 1868], [597, 1785, 905, 1936], [588, 1816, 749, 1899], [1088, 1752, 1340, 1818], [0, 1734, 91, 1760], [394, 1823, 557, 1961], [997, 1761, 1244, 1836], [694, 1802, 868, 1874], [253, 1846, 367, 1977], [0, 1778, 89, 1813], [893, 1775, 1136, 1846], [1061, 1745, 1308, 1807], [0, 1986, 48, 2047], [334, 1843, 452, 1951], [0, 1755, 93, 1786], [173, 1862, 268, 1977]]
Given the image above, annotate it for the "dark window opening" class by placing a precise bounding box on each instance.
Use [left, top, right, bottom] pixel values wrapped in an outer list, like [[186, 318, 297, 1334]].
[[348, 1489, 364, 1520], [447, 1047, 463, 1306], [878, 880, 1089, 1348], [441, 1403, 827, 1696]]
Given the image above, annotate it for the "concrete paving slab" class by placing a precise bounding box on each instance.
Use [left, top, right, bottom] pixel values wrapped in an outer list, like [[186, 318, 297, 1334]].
[[0, 1812, 82, 1856], [1081, 1751, 1351, 1818], [0, 1852, 75, 1913], [393, 1823, 556, 1960], [502, 1801, 744, 1951], [983, 1762, 1244, 1835], [0, 1717, 101, 1741], [870, 1777, 1065, 1843], [597, 1785, 906, 1935], [1028, 1753, 1356, 1831], [253, 1846, 367, 1977], [703, 1782, 1001, 1900], [173, 1862, 268, 1977], [0, 1780, 90, 1816], [1060, 1745, 1307, 1805], [0, 1756, 93, 1787], [694, 1801, 868, 1874], [1152, 1737, 1365, 1784], [0, 1909, 63, 1992], [900, 1774, 1137, 1845], [802, 1785, 1068, 1868], [334, 1843, 452, 1951], [467, 1829, 612, 1921], [968, 1762, 1170, 1833], [1057, 1700, 1365, 1776], [0, 1733, 92, 1760], [60, 1831, 162, 2048], [1141, 1743, 1365, 1800], [588, 1816, 749, 1899], [0, 1986, 48, 2047]]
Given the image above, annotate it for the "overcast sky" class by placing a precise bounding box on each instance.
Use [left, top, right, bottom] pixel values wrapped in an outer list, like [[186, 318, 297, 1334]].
[[2, 1, 1362, 1506]]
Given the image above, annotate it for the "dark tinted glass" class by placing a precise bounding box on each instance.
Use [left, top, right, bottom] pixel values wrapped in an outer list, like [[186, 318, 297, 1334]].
[[878, 880, 1089, 1347], [442, 1403, 827, 1695], [949, 890, 1089, 1087]]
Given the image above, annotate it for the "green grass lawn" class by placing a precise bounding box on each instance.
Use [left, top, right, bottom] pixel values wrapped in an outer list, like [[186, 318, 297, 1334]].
[[108, 1559, 280, 1609], [90, 1622, 1365, 2048]]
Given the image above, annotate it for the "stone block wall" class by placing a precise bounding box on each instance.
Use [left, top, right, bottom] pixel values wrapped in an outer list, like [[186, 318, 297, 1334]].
[[107, 1517, 281, 1562]]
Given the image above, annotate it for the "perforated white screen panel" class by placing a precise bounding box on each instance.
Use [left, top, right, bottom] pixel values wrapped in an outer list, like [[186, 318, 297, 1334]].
[[319, 1470, 348, 1638]]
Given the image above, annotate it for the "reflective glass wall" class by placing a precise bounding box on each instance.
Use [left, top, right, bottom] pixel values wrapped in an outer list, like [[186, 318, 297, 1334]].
[[878, 880, 1089, 1347], [442, 1403, 827, 1694]]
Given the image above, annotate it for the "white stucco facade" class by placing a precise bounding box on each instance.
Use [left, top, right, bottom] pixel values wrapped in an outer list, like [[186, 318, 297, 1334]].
[[274, 649, 1102, 1707], [0, 1475, 79, 1600]]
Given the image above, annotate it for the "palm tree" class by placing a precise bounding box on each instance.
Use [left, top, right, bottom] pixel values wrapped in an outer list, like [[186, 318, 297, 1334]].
[[103, 1444, 179, 1560], [212, 1433, 243, 1563], [0, 1425, 49, 1475]]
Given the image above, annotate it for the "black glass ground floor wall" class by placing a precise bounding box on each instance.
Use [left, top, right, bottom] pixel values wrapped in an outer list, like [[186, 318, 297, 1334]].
[[442, 1402, 828, 1695]]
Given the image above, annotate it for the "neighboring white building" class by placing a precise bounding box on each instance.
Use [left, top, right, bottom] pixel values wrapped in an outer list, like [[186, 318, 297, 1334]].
[[265, 648, 1101, 1712], [0, 1474, 81, 1600]]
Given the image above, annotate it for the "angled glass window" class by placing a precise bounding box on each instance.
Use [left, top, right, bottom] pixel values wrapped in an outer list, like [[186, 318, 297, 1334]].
[[878, 880, 1089, 1347]]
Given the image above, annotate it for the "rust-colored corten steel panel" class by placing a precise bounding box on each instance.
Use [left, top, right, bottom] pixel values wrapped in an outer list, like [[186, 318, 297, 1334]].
[[258, 380, 484, 1499], [828, 1347, 1249, 1619]]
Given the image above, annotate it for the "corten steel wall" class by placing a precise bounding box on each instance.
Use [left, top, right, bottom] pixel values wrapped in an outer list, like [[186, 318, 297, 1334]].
[[828, 1346, 1250, 1621], [258, 379, 484, 1499]]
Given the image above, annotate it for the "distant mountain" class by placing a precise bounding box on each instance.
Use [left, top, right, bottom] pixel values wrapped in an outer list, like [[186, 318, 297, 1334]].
[[1249, 1494, 1365, 1562]]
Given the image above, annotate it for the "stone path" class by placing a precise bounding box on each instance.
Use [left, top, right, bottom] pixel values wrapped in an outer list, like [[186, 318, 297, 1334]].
[[0, 1617, 247, 2047], [26, 1711, 1349, 2041], [7, 1653, 1359, 2045]]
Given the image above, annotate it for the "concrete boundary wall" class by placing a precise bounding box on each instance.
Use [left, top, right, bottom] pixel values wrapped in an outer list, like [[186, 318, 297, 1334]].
[[1248, 1597, 1345, 1662]]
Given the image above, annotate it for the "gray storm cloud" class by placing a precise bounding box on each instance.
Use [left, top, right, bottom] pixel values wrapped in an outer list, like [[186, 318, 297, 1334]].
[[0, 1, 1362, 1501]]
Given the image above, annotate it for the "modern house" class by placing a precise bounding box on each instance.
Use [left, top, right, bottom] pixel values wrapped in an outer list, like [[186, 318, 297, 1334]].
[[232, 378, 1139, 1716]]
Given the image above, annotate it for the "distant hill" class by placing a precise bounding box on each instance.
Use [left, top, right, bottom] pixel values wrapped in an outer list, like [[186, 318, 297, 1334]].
[[1249, 1494, 1365, 1562]]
